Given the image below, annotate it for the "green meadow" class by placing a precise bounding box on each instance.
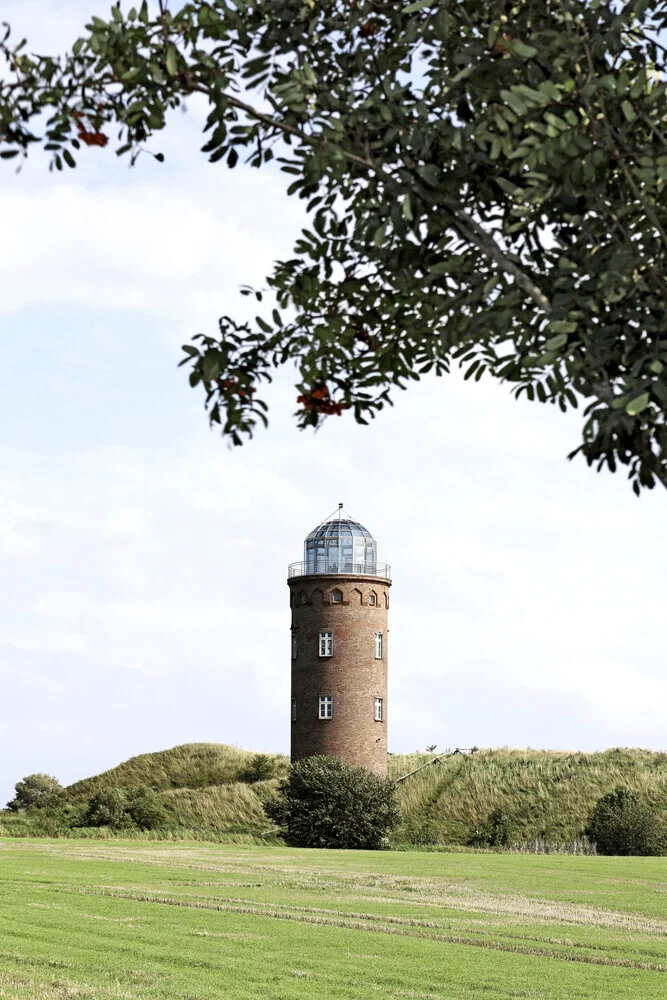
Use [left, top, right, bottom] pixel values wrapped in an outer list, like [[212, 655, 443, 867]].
[[1, 840, 666, 999]]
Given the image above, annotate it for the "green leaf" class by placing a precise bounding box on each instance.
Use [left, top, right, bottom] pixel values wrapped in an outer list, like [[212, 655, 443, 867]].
[[509, 39, 538, 59], [548, 321, 577, 334], [165, 44, 178, 77], [402, 195, 413, 221], [202, 353, 221, 382], [545, 333, 568, 351], [403, 0, 437, 13], [621, 100, 636, 122], [625, 392, 650, 416], [62, 149, 76, 169], [256, 316, 273, 334]]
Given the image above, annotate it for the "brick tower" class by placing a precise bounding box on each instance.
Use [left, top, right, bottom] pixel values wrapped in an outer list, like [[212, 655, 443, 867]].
[[288, 505, 391, 776]]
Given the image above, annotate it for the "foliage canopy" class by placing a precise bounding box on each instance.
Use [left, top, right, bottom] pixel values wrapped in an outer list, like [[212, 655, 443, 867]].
[[585, 786, 666, 855], [6, 773, 63, 811], [83, 784, 170, 829], [265, 755, 399, 849], [4, 0, 667, 491]]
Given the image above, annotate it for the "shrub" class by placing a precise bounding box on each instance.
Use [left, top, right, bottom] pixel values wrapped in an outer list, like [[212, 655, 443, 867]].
[[6, 774, 62, 811], [84, 787, 130, 829], [127, 787, 170, 830], [585, 787, 665, 856], [470, 809, 515, 848], [264, 755, 399, 849], [240, 754, 276, 783]]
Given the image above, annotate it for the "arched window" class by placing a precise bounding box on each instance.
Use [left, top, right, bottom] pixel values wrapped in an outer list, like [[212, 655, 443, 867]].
[[299, 592, 307, 605], [331, 589, 343, 604], [368, 592, 377, 606]]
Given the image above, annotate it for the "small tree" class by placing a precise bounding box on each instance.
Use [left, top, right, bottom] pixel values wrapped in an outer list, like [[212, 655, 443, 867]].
[[6, 774, 62, 811], [240, 754, 276, 783], [585, 787, 665, 856], [127, 787, 169, 831], [84, 787, 129, 830], [265, 755, 399, 849], [470, 809, 515, 848]]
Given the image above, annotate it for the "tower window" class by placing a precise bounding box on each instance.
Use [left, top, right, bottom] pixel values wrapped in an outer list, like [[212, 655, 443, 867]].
[[331, 590, 343, 603], [368, 592, 377, 606], [291, 697, 297, 722], [291, 632, 297, 659], [300, 592, 307, 605], [319, 696, 333, 719], [319, 631, 333, 657], [374, 632, 383, 659], [374, 697, 383, 722]]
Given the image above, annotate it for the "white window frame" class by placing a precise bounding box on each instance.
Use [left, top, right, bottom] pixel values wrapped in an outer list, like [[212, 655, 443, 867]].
[[374, 632, 383, 659], [368, 592, 377, 606], [331, 590, 343, 603], [319, 695, 333, 719], [291, 697, 297, 722], [374, 697, 383, 722], [319, 631, 333, 657], [291, 632, 297, 659]]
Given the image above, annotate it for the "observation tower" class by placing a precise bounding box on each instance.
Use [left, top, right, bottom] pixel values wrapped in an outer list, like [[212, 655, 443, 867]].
[[287, 505, 391, 776]]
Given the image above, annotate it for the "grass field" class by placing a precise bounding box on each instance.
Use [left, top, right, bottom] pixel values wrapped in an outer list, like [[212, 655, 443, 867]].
[[1, 840, 666, 999]]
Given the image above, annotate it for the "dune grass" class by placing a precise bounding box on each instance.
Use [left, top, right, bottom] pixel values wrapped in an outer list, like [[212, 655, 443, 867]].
[[4, 744, 667, 847], [1, 839, 666, 999], [65, 743, 289, 801], [389, 747, 667, 845]]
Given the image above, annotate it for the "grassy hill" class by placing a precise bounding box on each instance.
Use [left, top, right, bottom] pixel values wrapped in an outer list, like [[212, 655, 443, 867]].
[[389, 747, 667, 845], [65, 743, 289, 801], [3, 743, 667, 847]]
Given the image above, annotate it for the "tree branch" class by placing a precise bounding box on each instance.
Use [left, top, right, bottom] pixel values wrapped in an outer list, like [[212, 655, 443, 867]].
[[201, 87, 552, 316]]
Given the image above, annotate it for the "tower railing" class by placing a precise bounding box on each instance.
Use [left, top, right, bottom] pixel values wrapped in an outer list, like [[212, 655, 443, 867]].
[[288, 560, 391, 579]]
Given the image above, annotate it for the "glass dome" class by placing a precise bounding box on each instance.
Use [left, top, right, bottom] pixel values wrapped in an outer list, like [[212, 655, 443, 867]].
[[304, 507, 377, 576]]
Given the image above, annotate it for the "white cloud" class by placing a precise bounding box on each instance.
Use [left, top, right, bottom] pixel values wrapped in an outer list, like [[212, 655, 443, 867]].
[[0, 181, 303, 324]]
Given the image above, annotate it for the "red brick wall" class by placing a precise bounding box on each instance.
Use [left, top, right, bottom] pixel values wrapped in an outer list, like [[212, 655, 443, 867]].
[[288, 574, 391, 776]]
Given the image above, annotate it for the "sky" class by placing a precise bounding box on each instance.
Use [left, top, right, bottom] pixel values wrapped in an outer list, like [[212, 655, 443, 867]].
[[1, 1, 666, 806]]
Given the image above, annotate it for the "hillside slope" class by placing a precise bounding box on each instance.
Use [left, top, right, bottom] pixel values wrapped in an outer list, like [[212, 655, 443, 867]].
[[389, 747, 667, 844], [4, 744, 667, 846], [57, 743, 289, 839], [65, 743, 289, 802]]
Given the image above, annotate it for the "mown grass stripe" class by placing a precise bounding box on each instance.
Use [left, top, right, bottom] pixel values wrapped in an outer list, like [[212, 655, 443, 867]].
[[70, 888, 667, 974]]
